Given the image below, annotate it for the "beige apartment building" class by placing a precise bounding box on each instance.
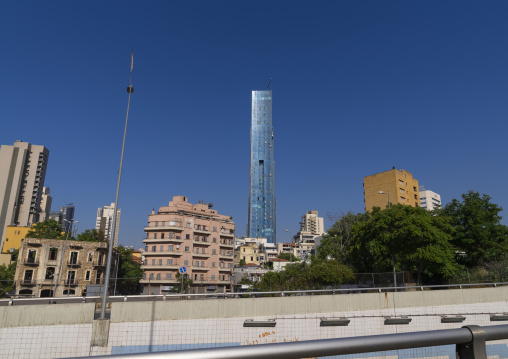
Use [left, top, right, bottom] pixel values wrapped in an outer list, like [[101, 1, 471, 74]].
[[234, 242, 266, 266], [141, 195, 235, 295], [363, 168, 420, 211], [14, 237, 112, 298]]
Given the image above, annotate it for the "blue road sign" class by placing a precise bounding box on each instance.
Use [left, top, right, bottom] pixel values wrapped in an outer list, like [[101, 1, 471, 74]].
[[179, 266, 187, 274]]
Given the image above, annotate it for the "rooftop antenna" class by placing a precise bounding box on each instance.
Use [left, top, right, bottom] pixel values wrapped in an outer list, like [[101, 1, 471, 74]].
[[100, 49, 134, 319], [266, 77, 272, 90]]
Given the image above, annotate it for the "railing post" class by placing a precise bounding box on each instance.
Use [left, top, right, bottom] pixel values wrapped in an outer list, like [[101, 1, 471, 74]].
[[457, 325, 487, 359]]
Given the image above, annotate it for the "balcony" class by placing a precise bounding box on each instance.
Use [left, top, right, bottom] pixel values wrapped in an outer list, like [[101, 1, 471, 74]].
[[219, 254, 234, 260], [193, 240, 211, 246], [142, 251, 183, 256], [142, 264, 180, 270], [219, 267, 232, 272], [219, 231, 235, 238], [192, 252, 211, 258], [142, 237, 184, 244], [139, 278, 178, 284], [144, 224, 184, 232], [20, 279, 35, 286], [219, 241, 234, 248], [93, 260, 105, 267], [64, 280, 78, 286], [191, 266, 209, 271], [24, 258, 39, 266], [67, 260, 81, 267], [194, 228, 211, 235]]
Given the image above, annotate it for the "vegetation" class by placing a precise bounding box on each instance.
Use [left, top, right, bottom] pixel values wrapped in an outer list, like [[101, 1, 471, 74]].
[[0, 250, 17, 298], [277, 252, 299, 262], [115, 246, 143, 295], [26, 219, 67, 239], [172, 273, 193, 293], [77, 229, 106, 242]]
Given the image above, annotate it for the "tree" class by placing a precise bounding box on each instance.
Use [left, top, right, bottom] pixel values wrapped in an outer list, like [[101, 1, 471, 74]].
[[442, 191, 508, 267], [0, 251, 17, 297], [239, 259, 246, 266], [351, 205, 457, 284], [318, 212, 370, 264], [77, 229, 105, 242], [172, 273, 193, 293], [26, 219, 66, 239], [115, 246, 143, 295]]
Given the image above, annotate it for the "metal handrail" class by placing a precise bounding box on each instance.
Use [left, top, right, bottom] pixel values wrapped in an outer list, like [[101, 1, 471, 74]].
[[2, 281, 508, 305], [71, 324, 508, 359]]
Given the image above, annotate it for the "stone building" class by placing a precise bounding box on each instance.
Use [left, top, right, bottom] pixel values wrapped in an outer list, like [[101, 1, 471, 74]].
[[14, 237, 116, 297]]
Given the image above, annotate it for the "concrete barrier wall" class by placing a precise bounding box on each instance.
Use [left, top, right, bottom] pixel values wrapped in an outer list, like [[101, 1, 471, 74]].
[[110, 287, 508, 323], [0, 303, 96, 328]]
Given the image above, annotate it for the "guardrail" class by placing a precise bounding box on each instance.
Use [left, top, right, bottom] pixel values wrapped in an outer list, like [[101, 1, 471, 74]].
[[1, 282, 508, 306], [71, 324, 508, 359]]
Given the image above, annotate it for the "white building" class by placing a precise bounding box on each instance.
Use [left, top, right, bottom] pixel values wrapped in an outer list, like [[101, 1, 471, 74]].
[[39, 187, 52, 222], [0, 141, 49, 249], [299, 210, 324, 236], [95, 203, 121, 247], [419, 187, 442, 211]]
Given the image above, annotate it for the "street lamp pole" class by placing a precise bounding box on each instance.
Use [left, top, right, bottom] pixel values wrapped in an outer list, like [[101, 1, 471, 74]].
[[53, 219, 78, 298], [100, 51, 134, 319], [379, 190, 396, 290]]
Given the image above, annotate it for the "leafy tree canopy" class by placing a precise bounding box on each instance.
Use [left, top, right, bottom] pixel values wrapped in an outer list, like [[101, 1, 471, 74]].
[[77, 229, 106, 242], [115, 246, 143, 295], [26, 219, 66, 239], [277, 252, 300, 262], [442, 190, 508, 267]]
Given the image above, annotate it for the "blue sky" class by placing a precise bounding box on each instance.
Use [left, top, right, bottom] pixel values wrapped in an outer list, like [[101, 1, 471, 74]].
[[1, 1, 508, 248]]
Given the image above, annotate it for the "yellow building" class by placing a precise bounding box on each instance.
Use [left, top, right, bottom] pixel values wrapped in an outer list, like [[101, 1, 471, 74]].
[[2, 226, 32, 253], [234, 242, 265, 265], [363, 168, 420, 212]]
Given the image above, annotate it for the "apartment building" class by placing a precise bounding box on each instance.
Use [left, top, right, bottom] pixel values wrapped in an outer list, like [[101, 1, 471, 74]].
[[363, 168, 420, 211], [96, 203, 121, 247], [419, 186, 442, 211], [14, 237, 113, 297], [234, 242, 266, 265], [141, 195, 235, 295], [0, 141, 49, 251]]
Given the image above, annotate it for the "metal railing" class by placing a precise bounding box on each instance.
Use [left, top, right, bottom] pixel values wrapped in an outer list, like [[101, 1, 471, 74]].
[[71, 324, 508, 359], [1, 281, 508, 306]]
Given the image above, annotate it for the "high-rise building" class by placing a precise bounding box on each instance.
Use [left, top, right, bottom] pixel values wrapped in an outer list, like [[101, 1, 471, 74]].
[[39, 187, 52, 221], [419, 186, 442, 211], [95, 203, 121, 247], [0, 141, 49, 249], [299, 210, 324, 236], [140, 195, 235, 294], [48, 204, 75, 232], [363, 168, 420, 211], [248, 90, 276, 243]]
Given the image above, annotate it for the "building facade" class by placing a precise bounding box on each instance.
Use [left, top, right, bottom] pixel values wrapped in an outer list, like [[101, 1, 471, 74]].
[[0, 141, 49, 250], [95, 203, 121, 247], [2, 225, 31, 253], [419, 187, 442, 211], [299, 210, 324, 236], [363, 168, 420, 212], [234, 242, 266, 266], [141, 196, 235, 295], [14, 237, 112, 297], [39, 187, 52, 222], [248, 90, 276, 243]]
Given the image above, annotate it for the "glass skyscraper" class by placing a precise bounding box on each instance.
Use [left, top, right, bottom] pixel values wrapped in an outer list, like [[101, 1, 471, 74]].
[[248, 90, 276, 243]]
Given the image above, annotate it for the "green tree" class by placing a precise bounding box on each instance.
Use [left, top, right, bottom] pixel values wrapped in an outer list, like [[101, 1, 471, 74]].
[[239, 259, 246, 266], [318, 212, 370, 264], [442, 191, 508, 267], [351, 205, 457, 284], [77, 229, 105, 242], [0, 251, 17, 297], [115, 246, 143, 295], [26, 219, 66, 239], [172, 273, 193, 293]]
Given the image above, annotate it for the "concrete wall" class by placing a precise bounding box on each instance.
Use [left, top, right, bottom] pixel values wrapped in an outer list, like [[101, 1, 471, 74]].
[[1, 287, 508, 358]]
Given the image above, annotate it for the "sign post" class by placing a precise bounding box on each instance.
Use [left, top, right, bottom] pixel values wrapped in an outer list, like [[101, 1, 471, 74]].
[[179, 266, 187, 294]]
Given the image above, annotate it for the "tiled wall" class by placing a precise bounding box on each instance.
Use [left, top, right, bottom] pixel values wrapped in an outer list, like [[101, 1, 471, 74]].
[[1, 301, 508, 358]]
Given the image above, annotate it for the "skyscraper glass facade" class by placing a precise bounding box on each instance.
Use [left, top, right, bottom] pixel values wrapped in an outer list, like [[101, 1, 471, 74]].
[[248, 90, 276, 243]]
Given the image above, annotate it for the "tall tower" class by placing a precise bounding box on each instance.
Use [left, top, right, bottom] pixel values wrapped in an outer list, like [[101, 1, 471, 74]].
[[0, 141, 49, 249], [95, 203, 121, 247], [248, 90, 276, 243]]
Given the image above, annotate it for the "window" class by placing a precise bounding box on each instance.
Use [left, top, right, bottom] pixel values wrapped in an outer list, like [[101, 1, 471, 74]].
[[201, 261, 205, 267], [202, 248, 205, 254], [213, 226, 217, 232], [152, 259, 155, 265], [186, 222, 192, 228], [149, 273, 154, 279], [87, 252, 93, 262], [213, 238, 217, 243], [399, 188, 404, 194], [45, 267, 55, 280], [195, 261, 199, 267], [159, 259, 163, 265], [160, 245, 164, 252], [167, 259, 173, 265], [27, 249, 36, 264], [413, 186, 417, 191], [212, 249, 216, 254], [161, 233, 165, 239], [154, 233, 158, 239], [155, 221, 158, 227], [24, 269, 33, 282], [211, 274, 215, 280], [48, 248, 58, 261], [185, 234, 190, 240], [185, 246, 190, 252], [69, 252, 78, 265], [200, 274, 204, 280], [170, 221, 177, 226], [168, 245, 173, 251], [166, 273, 172, 279], [152, 246, 156, 252], [398, 180, 404, 186], [156, 273, 161, 280], [85, 270, 91, 281], [169, 232, 175, 239], [184, 260, 189, 266], [212, 262, 216, 267]]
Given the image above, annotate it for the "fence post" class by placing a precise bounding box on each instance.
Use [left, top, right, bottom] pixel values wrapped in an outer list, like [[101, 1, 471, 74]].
[[457, 325, 487, 359]]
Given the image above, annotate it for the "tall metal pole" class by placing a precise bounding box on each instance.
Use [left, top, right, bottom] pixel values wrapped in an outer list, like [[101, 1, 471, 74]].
[[100, 51, 134, 319]]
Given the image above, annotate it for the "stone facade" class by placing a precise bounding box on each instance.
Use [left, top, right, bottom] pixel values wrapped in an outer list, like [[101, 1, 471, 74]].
[[14, 237, 114, 297]]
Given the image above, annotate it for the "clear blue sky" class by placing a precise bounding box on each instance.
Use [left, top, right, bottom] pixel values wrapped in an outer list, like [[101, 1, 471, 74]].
[[2, 1, 508, 248]]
